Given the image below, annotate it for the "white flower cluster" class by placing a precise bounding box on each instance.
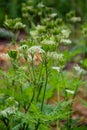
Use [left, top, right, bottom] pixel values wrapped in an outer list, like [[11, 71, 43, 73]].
[[70, 17, 81, 23], [61, 29, 71, 39], [38, 3, 45, 8], [1, 106, 17, 118], [60, 29, 72, 45], [30, 30, 38, 37], [73, 64, 86, 75], [14, 22, 26, 29], [49, 13, 57, 18], [30, 25, 45, 37], [28, 46, 45, 55], [47, 52, 64, 61], [35, 25, 45, 32]]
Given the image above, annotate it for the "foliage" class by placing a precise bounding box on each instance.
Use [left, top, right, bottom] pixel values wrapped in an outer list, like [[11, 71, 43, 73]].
[[0, 1, 87, 130], [0, 0, 87, 25]]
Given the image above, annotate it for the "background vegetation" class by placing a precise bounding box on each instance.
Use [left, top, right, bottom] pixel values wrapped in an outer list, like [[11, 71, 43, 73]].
[[0, 0, 87, 25]]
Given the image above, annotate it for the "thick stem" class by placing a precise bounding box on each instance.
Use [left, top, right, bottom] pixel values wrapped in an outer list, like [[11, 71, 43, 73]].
[[36, 84, 43, 102]]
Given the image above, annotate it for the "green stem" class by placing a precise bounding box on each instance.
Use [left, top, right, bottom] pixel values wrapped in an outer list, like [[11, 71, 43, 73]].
[[26, 88, 35, 112], [41, 59, 48, 111], [36, 63, 44, 102], [36, 83, 43, 102]]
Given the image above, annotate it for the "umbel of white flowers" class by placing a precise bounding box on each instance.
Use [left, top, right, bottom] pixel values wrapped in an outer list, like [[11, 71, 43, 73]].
[[28, 46, 45, 55]]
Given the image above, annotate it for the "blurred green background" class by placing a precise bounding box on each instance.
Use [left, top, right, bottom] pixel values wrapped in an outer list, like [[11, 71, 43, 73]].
[[0, 0, 26, 25], [0, 0, 87, 25]]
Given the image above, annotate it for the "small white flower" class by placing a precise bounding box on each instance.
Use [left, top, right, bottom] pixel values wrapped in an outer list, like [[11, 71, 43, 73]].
[[28, 46, 45, 55], [60, 39, 72, 45], [73, 64, 86, 75], [52, 66, 61, 73]]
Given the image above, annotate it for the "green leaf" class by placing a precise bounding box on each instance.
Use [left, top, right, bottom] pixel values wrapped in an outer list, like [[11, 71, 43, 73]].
[[8, 50, 18, 60]]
